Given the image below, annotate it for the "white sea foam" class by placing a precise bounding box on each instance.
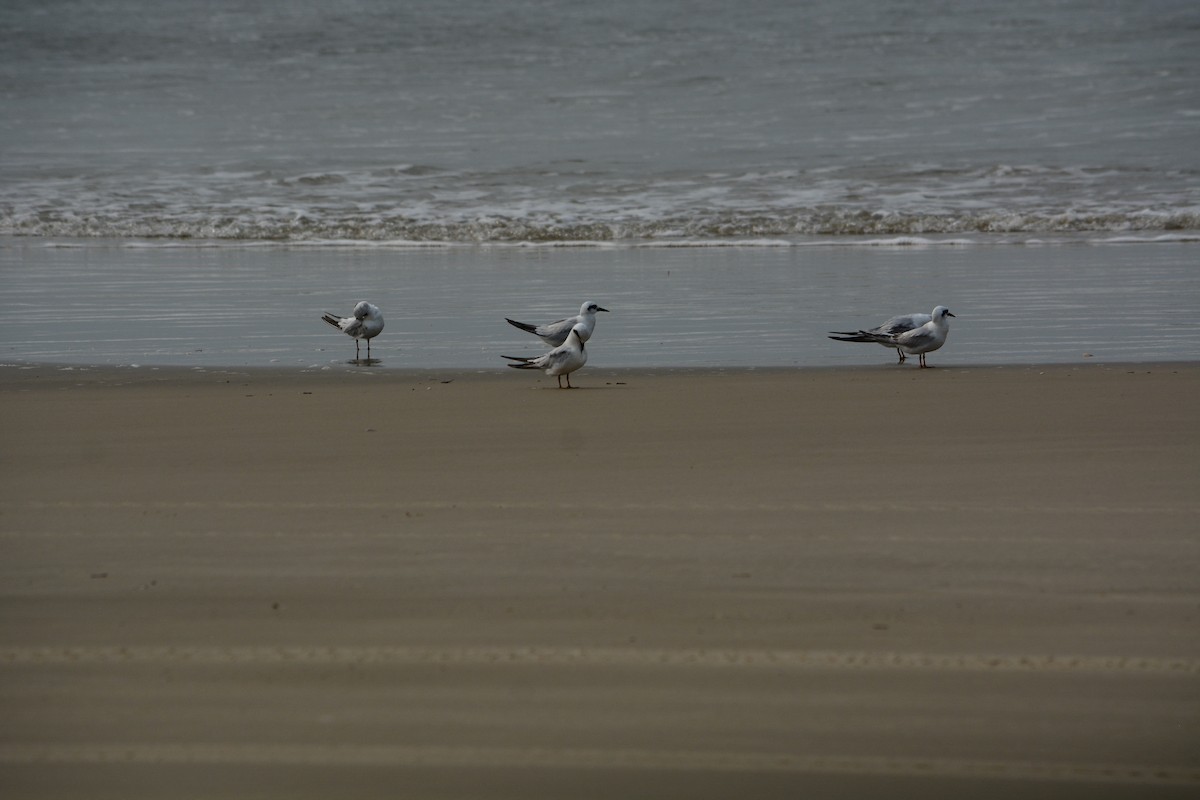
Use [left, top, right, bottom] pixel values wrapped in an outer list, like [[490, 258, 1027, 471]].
[[4, 157, 1197, 243]]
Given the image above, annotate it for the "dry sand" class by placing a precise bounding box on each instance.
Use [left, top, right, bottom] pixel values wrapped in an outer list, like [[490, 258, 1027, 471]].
[[1, 363, 1198, 798]]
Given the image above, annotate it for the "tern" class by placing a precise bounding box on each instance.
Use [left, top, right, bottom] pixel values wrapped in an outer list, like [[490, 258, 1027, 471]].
[[835, 306, 956, 368], [502, 323, 589, 388], [505, 300, 609, 347], [321, 301, 384, 360], [829, 311, 933, 363]]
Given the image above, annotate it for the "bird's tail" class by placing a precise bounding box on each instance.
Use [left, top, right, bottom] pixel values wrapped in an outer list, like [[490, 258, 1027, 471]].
[[321, 313, 342, 329], [502, 355, 537, 369], [828, 331, 882, 343], [505, 318, 539, 335]]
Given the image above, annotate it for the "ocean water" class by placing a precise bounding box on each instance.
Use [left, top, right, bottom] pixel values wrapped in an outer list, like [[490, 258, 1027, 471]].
[[1, 0, 1198, 368], [2, 0, 1198, 242]]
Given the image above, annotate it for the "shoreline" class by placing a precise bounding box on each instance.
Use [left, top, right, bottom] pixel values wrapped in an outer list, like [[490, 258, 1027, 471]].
[[5, 358, 1197, 378], [5, 231, 1200, 247]]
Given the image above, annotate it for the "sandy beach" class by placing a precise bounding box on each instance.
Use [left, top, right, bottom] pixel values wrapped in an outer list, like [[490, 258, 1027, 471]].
[[1, 363, 1197, 798]]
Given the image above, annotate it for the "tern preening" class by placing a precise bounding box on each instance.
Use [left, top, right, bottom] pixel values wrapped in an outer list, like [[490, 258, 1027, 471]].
[[505, 301, 609, 347], [502, 323, 588, 388], [831, 306, 956, 368], [321, 301, 384, 360]]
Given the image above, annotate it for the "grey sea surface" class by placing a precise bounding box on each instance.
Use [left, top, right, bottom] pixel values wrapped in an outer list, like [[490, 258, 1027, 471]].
[[2, 0, 1198, 242]]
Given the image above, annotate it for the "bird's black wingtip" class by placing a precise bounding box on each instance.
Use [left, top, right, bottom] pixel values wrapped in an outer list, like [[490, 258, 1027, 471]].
[[505, 318, 539, 334]]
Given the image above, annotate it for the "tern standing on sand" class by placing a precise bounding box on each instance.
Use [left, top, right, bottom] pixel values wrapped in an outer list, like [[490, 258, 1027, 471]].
[[503, 323, 589, 388], [321, 301, 384, 360], [845, 305, 956, 368], [828, 310, 934, 363], [829, 306, 956, 367], [505, 301, 609, 347]]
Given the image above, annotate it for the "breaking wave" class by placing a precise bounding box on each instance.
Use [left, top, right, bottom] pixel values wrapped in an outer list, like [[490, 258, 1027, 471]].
[[3, 163, 1197, 244], [5, 208, 1198, 244]]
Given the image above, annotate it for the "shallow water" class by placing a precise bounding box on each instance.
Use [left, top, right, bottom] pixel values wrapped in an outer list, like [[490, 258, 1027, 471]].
[[2, 239, 1197, 369]]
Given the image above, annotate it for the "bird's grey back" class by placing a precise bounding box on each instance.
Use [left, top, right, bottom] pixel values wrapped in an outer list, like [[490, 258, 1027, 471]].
[[877, 313, 931, 336]]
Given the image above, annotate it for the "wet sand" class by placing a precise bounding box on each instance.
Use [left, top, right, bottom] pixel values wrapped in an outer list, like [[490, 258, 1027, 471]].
[[4, 238, 1200, 369], [1, 363, 1198, 798]]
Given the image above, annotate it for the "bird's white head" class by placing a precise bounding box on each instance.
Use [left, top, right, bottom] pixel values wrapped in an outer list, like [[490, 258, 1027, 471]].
[[569, 322, 589, 345], [353, 301, 377, 319], [932, 306, 956, 322], [581, 301, 610, 316]]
